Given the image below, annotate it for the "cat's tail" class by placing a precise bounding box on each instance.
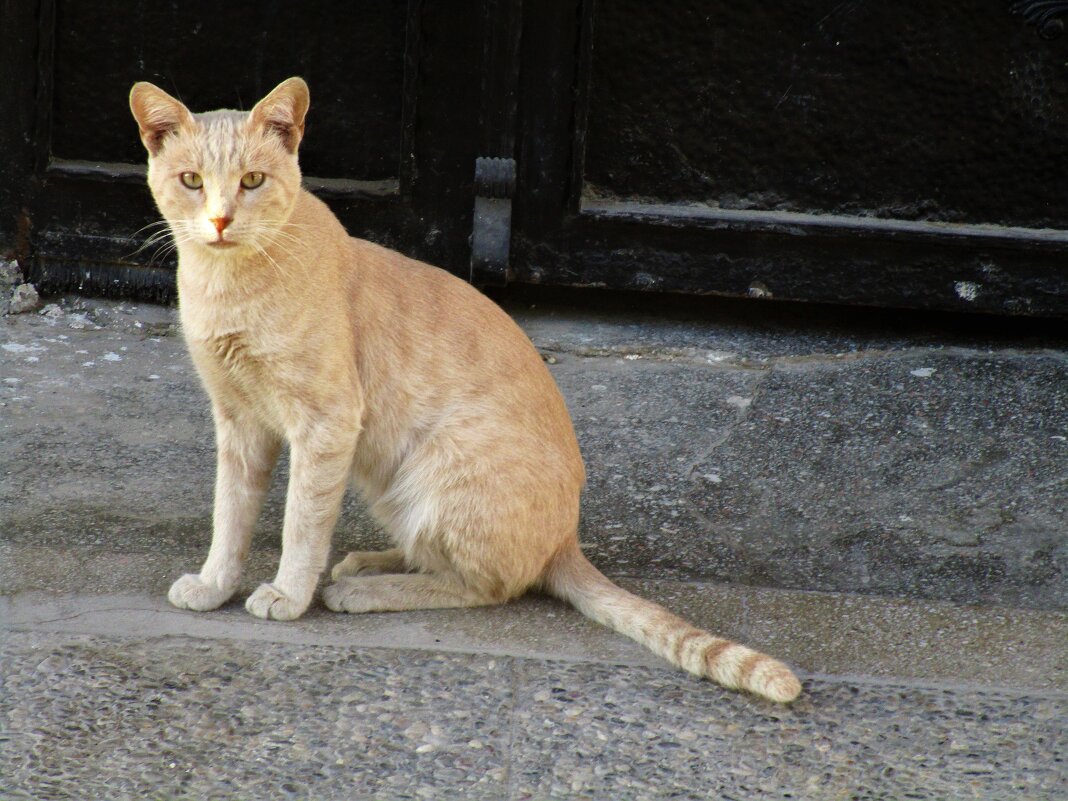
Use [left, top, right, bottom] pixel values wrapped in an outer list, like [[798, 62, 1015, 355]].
[[541, 543, 802, 703]]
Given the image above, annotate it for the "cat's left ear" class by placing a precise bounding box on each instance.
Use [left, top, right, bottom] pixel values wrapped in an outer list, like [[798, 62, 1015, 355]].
[[250, 77, 310, 153]]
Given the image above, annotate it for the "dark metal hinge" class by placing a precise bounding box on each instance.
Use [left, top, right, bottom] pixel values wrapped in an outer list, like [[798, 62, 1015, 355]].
[[470, 156, 516, 286], [1010, 1, 1068, 39], [469, 0, 523, 287]]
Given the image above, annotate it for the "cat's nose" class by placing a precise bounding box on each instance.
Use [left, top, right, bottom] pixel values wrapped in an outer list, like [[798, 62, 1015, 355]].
[[210, 216, 233, 234]]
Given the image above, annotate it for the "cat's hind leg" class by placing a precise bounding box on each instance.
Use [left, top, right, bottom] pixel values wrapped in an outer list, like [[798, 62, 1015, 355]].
[[330, 547, 409, 580], [322, 572, 498, 613], [325, 439, 542, 615]]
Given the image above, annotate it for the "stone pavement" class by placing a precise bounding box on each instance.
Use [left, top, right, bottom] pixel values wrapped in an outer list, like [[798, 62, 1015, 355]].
[[2, 292, 1066, 800]]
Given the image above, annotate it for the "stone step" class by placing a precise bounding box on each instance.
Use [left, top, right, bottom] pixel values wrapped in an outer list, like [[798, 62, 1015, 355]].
[[3, 294, 1066, 799], [3, 549, 1065, 694], [3, 295, 1065, 611]]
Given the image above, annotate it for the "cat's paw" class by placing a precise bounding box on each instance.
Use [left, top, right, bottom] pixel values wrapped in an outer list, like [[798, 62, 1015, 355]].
[[245, 582, 308, 621], [330, 549, 404, 580], [322, 578, 373, 614], [331, 553, 372, 580], [168, 573, 234, 611]]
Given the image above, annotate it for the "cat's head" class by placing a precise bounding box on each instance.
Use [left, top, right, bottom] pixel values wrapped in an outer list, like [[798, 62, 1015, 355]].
[[129, 77, 309, 256]]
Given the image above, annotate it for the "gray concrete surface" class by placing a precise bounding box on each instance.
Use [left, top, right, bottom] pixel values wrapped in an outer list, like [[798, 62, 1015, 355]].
[[4, 582, 1066, 692], [2, 294, 1067, 799], [3, 295, 1066, 608]]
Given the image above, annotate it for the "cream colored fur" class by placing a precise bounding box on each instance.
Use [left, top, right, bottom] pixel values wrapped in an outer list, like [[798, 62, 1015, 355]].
[[129, 77, 801, 703]]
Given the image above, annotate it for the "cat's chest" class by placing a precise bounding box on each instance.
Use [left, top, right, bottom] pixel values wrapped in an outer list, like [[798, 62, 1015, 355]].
[[188, 323, 276, 374], [201, 329, 259, 370], [182, 305, 281, 386]]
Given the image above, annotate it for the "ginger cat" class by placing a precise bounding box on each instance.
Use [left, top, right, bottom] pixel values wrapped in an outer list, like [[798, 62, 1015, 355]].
[[129, 77, 801, 703]]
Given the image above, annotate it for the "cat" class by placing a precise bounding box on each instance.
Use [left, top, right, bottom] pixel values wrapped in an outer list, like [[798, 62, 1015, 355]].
[[129, 77, 801, 703]]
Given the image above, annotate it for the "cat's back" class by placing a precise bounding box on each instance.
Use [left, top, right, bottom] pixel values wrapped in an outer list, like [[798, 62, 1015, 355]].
[[341, 234, 583, 480], [289, 190, 556, 398], [345, 234, 553, 389]]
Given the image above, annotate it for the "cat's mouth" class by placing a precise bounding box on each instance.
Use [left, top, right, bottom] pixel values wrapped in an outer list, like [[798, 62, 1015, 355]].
[[207, 239, 239, 249]]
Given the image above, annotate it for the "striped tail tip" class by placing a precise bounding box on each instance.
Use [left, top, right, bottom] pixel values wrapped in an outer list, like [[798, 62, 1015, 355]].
[[705, 642, 803, 703], [541, 545, 803, 703], [753, 661, 802, 704]]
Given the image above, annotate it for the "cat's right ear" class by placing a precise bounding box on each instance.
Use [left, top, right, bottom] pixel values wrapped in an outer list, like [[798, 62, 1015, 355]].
[[129, 82, 194, 156]]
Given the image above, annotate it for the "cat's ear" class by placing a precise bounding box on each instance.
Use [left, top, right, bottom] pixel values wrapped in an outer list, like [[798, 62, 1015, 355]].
[[129, 82, 195, 156], [250, 77, 310, 153]]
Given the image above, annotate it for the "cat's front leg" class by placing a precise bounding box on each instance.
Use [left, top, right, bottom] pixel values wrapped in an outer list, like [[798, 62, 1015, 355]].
[[169, 407, 280, 611], [246, 423, 358, 620]]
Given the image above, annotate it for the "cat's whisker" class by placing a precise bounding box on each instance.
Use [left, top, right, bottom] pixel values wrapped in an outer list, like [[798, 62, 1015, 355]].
[[140, 242, 173, 265], [149, 249, 175, 267], [149, 240, 184, 266], [126, 222, 179, 260], [260, 217, 308, 228], [264, 249, 303, 279], [136, 240, 178, 265], [242, 230, 288, 277], [257, 232, 307, 274], [253, 243, 289, 282], [130, 233, 169, 257], [147, 225, 201, 264], [259, 233, 305, 261], [254, 220, 305, 239], [248, 222, 297, 249], [128, 219, 173, 238], [255, 220, 311, 248], [260, 228, 303, 247]]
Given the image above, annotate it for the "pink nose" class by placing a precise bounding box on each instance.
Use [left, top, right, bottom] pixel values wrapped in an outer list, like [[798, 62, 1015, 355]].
[[210, 216, 233, 234]]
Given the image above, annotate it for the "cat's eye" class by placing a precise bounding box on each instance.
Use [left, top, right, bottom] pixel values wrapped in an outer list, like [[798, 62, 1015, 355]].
[[180, 172, 203, 190], [241, 172, 265, 190]]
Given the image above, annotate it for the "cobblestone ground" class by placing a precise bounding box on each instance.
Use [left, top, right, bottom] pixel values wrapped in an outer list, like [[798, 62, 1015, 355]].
[[3, 632, 1065, 801]]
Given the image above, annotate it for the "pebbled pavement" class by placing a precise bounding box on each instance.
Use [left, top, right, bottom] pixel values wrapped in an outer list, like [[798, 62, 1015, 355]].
[[2, 631, 1064, 801]]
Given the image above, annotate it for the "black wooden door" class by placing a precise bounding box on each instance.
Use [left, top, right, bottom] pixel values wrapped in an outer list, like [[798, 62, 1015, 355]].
[[4, 0, 486, 300], [3, 0, 1068, 316], [511, 0, 1068, 317]]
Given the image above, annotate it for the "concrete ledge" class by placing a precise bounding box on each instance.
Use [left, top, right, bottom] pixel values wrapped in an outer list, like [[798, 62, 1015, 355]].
[[2, 295, 1065, 608], [4, 551, 1065, 693], [3, 294, 1066, 801]]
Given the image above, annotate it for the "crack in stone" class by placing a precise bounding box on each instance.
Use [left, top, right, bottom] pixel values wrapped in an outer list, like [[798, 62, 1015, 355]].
[[684, 373, 769, 484], [537, 341, 1066, 371], [4, 605, 182, 628], [680, 372, 774, 561]]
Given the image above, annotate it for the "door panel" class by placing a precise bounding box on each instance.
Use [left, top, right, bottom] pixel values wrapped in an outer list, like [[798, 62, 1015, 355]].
[[584, 1, 1068, 228], [52, 0, 406, 180], [512, 0, 1068, 316], [3, 0, 1067, 315], [19, 0, 483, 300]]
